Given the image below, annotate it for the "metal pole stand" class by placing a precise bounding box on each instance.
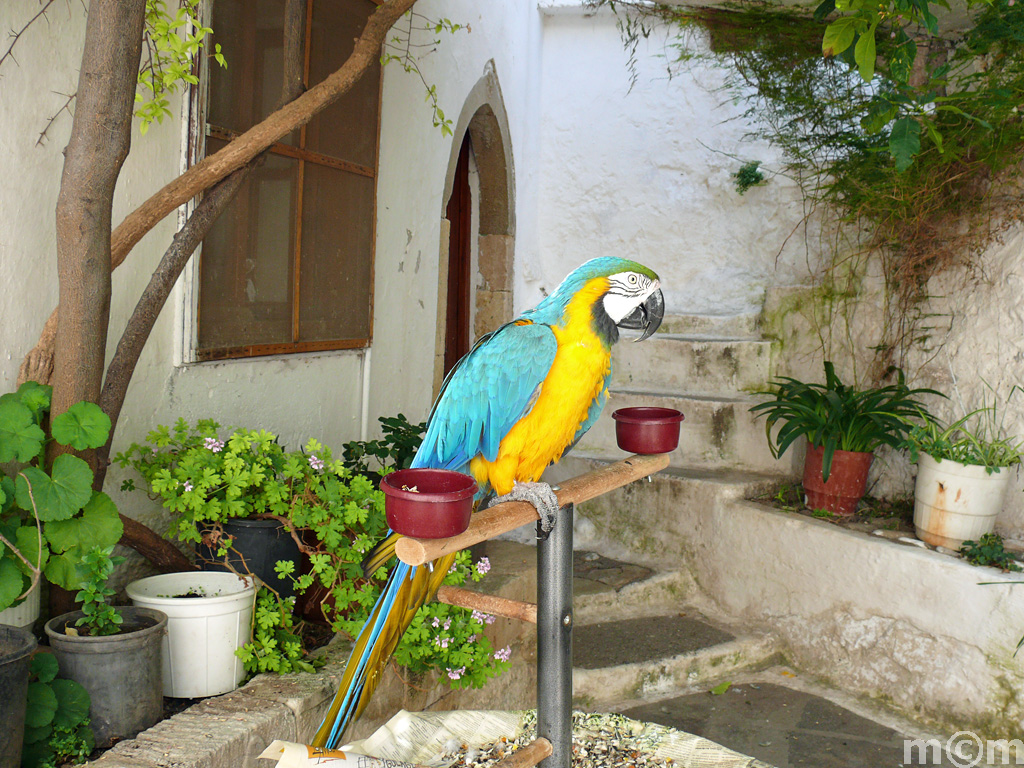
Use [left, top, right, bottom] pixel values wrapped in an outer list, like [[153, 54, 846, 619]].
[[536, 503, 573, 768]]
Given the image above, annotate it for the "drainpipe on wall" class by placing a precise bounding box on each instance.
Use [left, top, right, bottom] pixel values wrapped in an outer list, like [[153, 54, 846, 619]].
[[360, 347, 372, 441]]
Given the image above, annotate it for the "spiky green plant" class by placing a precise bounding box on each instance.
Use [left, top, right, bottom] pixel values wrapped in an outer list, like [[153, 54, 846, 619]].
[[751, 361, 940, 480]]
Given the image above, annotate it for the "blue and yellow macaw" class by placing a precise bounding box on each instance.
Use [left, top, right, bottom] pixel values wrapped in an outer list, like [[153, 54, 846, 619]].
[[312, 257, 663, 747]]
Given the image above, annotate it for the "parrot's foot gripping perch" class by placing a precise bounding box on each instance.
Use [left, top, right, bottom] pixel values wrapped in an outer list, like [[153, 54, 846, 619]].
[[489, 480, 561, 535]]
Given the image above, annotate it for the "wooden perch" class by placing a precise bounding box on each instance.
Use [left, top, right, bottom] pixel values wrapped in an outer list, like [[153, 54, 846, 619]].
[[435, 586, 537, 624], [490, 738, 553, 768], [396, 453, 669, 567]]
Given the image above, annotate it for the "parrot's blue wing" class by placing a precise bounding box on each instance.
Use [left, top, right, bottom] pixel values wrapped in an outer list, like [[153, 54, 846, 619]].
[[412, 322, 557, 473]]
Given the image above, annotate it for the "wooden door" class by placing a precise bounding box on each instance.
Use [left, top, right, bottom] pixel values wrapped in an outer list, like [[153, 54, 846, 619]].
[[444, 134, 472, 375]]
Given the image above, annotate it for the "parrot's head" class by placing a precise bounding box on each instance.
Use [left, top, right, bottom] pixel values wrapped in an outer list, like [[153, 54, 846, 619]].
[[560, 257, 664, 344], [598, 261, 664, 343], [528, 257, 664, 345]]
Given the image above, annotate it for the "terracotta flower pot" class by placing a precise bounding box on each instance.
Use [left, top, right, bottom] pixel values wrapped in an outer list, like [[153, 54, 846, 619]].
[[802, 443, 874, 516]]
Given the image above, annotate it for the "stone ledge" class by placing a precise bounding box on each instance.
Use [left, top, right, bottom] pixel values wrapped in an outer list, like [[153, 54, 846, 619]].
[[560, 457, 1024, 737], [89, 544, 540, 768]]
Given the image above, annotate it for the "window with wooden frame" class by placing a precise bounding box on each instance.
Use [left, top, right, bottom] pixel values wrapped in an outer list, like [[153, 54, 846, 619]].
[[196, 0, 380, 361]]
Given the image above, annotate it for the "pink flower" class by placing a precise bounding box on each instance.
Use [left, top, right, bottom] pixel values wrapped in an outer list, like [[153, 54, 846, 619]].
[[183, 481, 193, 492], [494, 646, 512, 662], [447, 666, 466, 680], [476, 557, 491, 575], [203, 437, 225, 453], [309, 455, 325, 471], [432, 617, 440, 628], [443, 618, 451, 631]]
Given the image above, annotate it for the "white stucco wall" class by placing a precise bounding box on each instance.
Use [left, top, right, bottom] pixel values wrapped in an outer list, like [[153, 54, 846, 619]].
[[367, 0, 542, 424], [517, 5, 815, 317]]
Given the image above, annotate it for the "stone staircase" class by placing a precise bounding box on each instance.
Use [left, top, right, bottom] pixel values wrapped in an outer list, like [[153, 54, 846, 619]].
[[576, 313, 796, 475], [466, 541, 923, 768], [531, 316, 934, 765]]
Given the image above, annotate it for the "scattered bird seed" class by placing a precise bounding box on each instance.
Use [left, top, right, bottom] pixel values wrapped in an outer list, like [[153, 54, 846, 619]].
[[437, 712, 675, 768]]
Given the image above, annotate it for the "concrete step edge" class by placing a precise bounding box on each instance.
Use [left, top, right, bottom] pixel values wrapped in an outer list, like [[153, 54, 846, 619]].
[[573, 633, 783, 706], [609, 389, 766, 403], [575, 570, 696, 625], [632, 333, 771, 344], [559, 453, 794, 497]]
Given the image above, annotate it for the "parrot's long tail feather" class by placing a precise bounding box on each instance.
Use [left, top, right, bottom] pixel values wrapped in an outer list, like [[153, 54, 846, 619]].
[[361, 531, 403, 578], [311, 540, 456, 748]]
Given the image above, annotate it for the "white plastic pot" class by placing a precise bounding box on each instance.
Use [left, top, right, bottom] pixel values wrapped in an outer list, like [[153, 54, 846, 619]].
[[914, 453, 1012, 549], [126, 571, 256, 698], [0, 580, 40, 628]]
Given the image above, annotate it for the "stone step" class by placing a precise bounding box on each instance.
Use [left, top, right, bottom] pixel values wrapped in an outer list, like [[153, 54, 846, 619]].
[[614, 669, 923, 768], [577, 389, 798, 474], [572, 613, 781, 707], [658, 313, 761, 339], [612, 334, 774, 396], [546, 457, 791, 570]]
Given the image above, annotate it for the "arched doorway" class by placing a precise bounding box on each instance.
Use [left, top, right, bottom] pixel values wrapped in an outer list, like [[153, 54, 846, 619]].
[[433, 64, 516, 396]]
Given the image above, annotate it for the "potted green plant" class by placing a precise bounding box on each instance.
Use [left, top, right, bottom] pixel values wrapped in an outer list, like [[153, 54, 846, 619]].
[[903, 405, 1024, 548], [0, 383, 124, 626], [116, 420, 304, 595], [751, 362, 937, 515], [119, 419, 511, 692], [44, 546, 166, 747]]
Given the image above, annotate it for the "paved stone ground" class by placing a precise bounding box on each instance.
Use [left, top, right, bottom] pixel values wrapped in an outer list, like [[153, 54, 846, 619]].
[[622, 682, 910, 768], [568, 551, 915, 768]]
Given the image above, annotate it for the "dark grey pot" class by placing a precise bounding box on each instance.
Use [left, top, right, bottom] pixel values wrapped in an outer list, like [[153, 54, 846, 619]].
[[45, 606, 167, 747], [0, 623, 37, 768]]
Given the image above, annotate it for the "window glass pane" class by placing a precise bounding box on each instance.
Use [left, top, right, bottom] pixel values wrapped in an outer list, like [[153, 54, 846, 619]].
[[305, 0, 379, 166], [298, 165, 374, 342], [199, 139, 298, 352], [208, 0, 297, 145]]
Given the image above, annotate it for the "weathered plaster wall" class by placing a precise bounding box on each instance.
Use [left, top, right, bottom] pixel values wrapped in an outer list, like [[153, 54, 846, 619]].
[[763, 220, 1024, 539], [517, 5, 815, 317], [367, 0, 542, 424]]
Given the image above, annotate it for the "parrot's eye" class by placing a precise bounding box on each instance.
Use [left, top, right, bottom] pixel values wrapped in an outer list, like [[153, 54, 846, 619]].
[[628, 274, 638, 285]]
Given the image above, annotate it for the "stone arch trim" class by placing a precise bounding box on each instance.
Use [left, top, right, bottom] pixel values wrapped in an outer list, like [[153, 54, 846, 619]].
[[433, 61, 516, 396], [443, 60, 515, 236]]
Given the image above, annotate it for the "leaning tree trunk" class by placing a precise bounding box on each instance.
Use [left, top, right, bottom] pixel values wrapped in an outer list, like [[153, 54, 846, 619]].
[[50, 0, 146, 443], [47, 0, 147, 613]]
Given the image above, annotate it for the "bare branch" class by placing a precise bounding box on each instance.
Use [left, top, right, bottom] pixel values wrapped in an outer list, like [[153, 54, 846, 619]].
[[0, 0, 58, 74], [36, 91, 76, 146], [19, 0, 419, 402], [94, 162, 256, 483]]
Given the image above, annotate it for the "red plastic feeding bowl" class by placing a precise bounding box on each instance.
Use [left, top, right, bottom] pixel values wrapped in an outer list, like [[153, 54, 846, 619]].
[[612, 407, 685, 454], [382, 468, 477, 539]]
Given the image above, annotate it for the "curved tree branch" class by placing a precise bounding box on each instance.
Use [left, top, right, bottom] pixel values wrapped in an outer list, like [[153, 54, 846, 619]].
[[94, 161, 256, 486], [18, 0, 418, 387]]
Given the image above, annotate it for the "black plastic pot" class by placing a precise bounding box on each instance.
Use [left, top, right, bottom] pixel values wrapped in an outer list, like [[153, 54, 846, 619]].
[[45, 607, 166, 747], [0, 624, 37, 768], [196, 517, 301, 597]]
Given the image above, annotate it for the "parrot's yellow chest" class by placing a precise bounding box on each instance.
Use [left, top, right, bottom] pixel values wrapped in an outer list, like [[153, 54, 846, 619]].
[[470, 281, 612, 495]]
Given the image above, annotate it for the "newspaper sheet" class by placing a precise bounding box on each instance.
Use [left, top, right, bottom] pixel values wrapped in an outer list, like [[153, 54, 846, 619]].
[[259, 710, 773, 768]]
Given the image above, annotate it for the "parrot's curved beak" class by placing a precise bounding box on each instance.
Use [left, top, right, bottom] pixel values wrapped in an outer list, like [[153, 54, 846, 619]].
[[617, 287, 664, 342]]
